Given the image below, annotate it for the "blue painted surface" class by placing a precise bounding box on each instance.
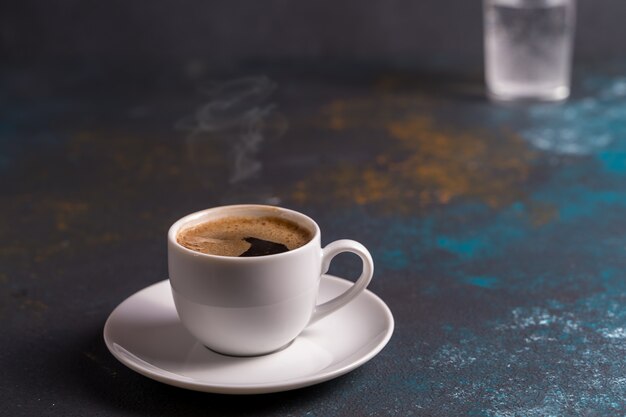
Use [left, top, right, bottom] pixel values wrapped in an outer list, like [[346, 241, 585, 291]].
[[4, 70, 626, 416], [319, 73, 626, 415]]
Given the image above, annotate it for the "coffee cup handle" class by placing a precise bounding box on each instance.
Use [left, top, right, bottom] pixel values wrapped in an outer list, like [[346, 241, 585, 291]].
[[308, 239, 374, 325]]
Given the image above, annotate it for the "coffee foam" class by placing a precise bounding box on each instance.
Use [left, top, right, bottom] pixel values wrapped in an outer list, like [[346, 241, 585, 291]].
[[176, 216, 312, 257]]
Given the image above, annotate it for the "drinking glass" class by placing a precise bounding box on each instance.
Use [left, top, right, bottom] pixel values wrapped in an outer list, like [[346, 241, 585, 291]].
[[484, 0, 576, 102]]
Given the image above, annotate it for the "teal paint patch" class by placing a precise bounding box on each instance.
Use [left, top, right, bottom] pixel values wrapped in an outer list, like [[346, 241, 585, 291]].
[[519, 77, 626, 156], [597, 151, 626, 174], [378, 249, 409, 270], [329, 202, 532, 284], [557, 189, 626, 221], [463, 276, 499, 289], [436, 235, 488, 259]]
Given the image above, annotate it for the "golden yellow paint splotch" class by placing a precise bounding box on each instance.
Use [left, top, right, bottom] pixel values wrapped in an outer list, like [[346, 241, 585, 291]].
[[291, 98, 536, 211]]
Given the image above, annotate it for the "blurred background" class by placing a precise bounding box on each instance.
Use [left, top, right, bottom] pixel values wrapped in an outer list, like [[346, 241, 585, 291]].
[[2, 0, 625, 84]]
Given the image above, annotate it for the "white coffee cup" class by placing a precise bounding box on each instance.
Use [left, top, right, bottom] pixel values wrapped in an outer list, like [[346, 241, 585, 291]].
[[168, 205, 374, 356]]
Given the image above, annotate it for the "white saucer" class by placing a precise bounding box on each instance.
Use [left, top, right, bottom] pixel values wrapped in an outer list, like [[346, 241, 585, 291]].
[[104, 275, 394, 394]]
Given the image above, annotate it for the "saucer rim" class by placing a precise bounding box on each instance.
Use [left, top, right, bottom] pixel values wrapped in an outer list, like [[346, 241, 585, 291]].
[[103, 275, 395, 394]]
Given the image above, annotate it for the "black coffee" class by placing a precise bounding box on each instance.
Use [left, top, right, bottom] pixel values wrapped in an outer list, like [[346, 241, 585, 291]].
[[176, 216, 312, 257]]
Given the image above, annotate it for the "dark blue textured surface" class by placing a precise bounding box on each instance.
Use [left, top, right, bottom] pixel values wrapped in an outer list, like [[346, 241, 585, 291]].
[[3, 67, 626, 416]]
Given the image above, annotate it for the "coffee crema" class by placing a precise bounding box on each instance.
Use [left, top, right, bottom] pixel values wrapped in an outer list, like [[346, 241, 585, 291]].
[[176, 216, 313, 257]]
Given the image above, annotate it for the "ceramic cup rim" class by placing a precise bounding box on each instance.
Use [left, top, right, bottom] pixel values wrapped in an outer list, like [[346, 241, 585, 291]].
[[168, 204, 321, 262]]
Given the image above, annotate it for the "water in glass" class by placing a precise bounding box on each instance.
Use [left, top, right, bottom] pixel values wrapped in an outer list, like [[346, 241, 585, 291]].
[[484, 0, 575, 101]]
